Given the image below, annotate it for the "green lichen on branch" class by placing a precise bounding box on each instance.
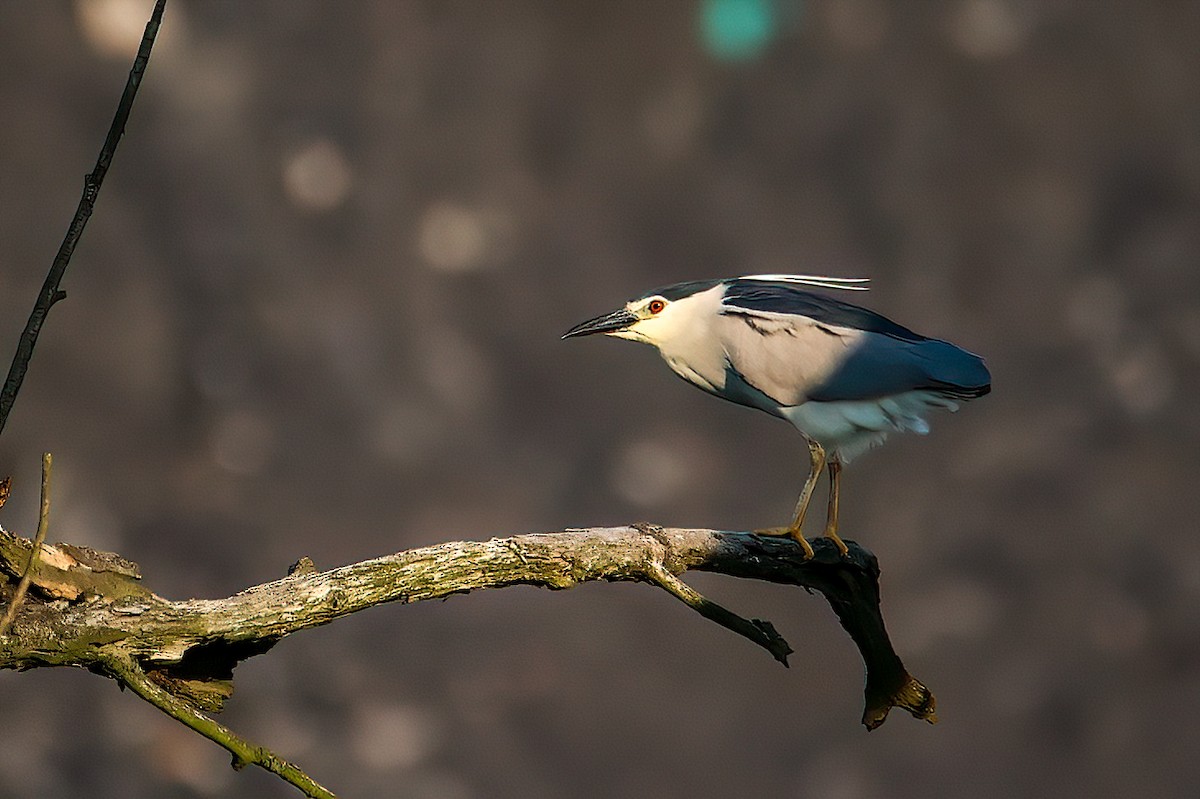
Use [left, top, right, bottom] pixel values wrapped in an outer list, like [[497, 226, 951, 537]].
[[1, 524, 935, 729]]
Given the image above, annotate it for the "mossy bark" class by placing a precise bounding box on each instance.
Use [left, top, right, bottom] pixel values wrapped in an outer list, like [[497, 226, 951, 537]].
[[0, 524, 934, 728]]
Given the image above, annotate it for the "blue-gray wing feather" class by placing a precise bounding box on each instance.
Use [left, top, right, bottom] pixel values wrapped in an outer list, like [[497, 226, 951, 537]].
[[720, 280, 990, 403], [808, 334, 991, 402], [724, 279, 926, 341]]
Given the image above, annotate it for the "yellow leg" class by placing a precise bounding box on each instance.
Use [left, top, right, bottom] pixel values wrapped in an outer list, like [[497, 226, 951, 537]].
[[755, 440, 821, 558], [823, 460, 849, 557], [789, 438, 826, 532], [755, 440, 826, 559]]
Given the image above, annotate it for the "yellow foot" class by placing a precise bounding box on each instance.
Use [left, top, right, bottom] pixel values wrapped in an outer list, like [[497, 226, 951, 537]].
[[824, 529, 850, 558], [754, 526, 815, 559]]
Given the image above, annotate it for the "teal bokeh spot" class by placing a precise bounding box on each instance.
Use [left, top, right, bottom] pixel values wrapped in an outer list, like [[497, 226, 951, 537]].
[[700, 0, 780, 61]]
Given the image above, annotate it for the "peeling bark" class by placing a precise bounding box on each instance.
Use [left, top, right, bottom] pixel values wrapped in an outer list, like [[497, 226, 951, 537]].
[[0, 523, 934, 730]]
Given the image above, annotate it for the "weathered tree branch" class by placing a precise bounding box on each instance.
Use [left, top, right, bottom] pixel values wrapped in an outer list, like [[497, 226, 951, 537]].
[[0, 463, 934, 799], [0, 522, 935, 732]]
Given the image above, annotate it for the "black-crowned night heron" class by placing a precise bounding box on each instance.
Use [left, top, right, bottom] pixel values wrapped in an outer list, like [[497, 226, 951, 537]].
[[563, 275, 990, 558]]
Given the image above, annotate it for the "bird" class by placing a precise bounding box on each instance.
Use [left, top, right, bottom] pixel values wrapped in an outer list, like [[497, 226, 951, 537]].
[[562, 274, 990, 558]]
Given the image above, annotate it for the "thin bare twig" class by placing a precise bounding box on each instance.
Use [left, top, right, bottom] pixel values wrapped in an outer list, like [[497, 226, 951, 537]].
[[645, 558, 793, 666], [103, 653, 337, 799], [0, 452, 52, 635], [0, 0, 167, 437]]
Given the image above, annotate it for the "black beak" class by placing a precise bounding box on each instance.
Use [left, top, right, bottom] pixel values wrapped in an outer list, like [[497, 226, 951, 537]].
[[562, 308, 638, 339]]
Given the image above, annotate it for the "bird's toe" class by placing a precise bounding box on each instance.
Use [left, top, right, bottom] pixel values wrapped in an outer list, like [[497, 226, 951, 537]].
[[753, 526, 815, 559]]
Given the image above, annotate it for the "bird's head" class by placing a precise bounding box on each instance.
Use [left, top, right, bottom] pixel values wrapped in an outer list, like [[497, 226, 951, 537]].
[[562, 275, 870, 348], [562, 280, 721, 347]]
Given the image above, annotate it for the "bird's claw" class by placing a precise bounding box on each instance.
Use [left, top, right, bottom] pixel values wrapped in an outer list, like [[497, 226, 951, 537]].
[[825, 530, 851, 559], [753, 526, 815, 559], [754, 526, 856, 560], [791, 530, 816, 560]]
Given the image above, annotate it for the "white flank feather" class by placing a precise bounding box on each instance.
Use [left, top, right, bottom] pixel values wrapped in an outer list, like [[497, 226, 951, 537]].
[[738, 274, 870, 291]]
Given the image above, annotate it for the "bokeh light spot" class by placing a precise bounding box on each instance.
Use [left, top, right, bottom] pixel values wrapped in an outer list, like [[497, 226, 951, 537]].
[[610, 437, 695, 508], [699, 0, 780, 62], [417, 202, 488, 272], [947, 0, 1026, 59], [351, 703, 443, 770], [283, 139, 353, 212], [75, 0, 153, 58], [75, 0, 184, 59]]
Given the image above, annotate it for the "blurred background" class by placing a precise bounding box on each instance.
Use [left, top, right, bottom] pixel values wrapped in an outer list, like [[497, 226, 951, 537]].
[[2, 1, 1199, 796]]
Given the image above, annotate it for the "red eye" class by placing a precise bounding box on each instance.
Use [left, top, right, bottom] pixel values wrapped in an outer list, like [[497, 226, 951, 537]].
[[648, 299, 666, 314]]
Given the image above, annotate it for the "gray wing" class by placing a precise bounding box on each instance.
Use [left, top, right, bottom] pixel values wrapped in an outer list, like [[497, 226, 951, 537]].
[[717, 284, 990, 405], [716, 310, 859, 406]]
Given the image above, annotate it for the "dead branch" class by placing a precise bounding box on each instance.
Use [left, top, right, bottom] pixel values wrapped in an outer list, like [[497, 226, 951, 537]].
[[0, 522, 935, 751], [0, 453, 52, 634], [0, 0, 166, 437]]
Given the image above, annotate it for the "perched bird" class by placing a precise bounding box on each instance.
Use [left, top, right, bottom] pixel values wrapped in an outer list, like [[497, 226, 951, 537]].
[[563, 275, 990, 558]]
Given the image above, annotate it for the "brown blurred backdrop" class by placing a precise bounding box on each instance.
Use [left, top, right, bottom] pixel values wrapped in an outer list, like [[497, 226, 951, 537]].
[[2, 1, 1199, 797]]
